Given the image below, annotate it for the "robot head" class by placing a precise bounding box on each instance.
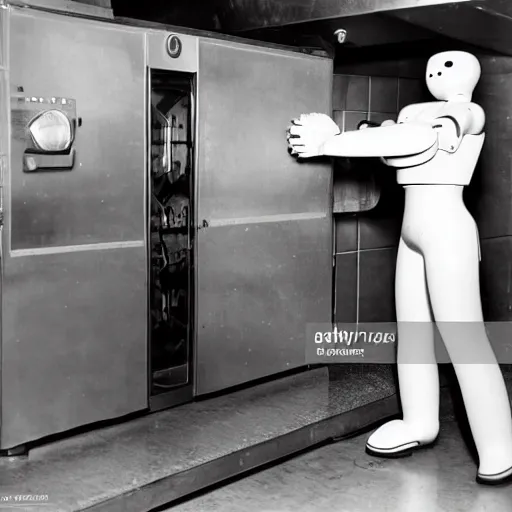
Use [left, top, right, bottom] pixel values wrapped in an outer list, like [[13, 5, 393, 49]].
[[426, 51, 481, 102]]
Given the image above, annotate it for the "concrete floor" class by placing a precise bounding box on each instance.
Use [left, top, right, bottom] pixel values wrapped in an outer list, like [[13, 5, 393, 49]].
[[167, 419, 512, 512]]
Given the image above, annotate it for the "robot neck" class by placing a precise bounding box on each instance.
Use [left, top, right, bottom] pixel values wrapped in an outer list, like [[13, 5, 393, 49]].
[[446, 92, 472, 103]]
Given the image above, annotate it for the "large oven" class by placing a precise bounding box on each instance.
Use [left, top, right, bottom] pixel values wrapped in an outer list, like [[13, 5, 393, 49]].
[[0, 4, 333, 451]]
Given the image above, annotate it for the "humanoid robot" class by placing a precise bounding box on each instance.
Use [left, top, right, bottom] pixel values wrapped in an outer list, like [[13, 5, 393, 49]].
[[287, 51, 512, 485]]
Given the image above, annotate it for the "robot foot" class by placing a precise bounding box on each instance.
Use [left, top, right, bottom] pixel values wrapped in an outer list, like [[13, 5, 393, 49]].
[[365, 419, 438, 458], [477, 466, 512, 486]]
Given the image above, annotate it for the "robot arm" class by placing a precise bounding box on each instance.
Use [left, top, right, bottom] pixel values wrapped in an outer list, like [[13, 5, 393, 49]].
[[287, 113, 438, 159], [321, 122, 438, 158]]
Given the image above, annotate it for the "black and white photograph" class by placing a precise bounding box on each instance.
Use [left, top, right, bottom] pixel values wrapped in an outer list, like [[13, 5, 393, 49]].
[[1, 1, 512, 510]]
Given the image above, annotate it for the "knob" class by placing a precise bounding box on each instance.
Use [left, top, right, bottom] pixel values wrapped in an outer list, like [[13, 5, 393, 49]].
[[166, 35, 182, 59]]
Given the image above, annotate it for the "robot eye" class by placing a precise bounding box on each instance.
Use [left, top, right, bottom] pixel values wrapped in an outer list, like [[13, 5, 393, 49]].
[[429, 74, 433, 78], [445, 61, 454, 67], [437, 72, 442, 76]]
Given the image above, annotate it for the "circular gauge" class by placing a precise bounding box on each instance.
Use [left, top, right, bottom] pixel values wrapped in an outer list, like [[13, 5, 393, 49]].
[[166, 35, 182, 59], [29, 109, 73, 152]]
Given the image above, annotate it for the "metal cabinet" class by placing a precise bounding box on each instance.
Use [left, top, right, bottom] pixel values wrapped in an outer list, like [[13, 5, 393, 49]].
[[0, 5, 333, 449], [2, 9, 147, 449]]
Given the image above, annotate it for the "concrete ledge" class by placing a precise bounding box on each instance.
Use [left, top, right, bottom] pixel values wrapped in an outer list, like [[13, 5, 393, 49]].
[[0, 367, 399, 512], [83, 395, 400, 512]]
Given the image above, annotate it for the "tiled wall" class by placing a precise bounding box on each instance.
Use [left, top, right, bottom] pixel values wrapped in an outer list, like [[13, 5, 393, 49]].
[[333, 74, 431, 325]]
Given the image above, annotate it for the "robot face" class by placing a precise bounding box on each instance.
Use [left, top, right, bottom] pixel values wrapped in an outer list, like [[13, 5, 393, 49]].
[[426, 51, 481, 101]]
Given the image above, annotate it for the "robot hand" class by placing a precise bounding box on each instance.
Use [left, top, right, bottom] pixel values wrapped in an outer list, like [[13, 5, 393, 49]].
[[287, 113, 340, 158]]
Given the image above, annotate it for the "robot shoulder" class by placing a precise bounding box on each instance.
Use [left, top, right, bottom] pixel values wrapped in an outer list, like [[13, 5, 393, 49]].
[[467, 102, 486, 133], [439, 102, 485, 134]]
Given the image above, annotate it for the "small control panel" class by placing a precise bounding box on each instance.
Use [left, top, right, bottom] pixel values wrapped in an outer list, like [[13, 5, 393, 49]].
[[11, 95, 78, 172]]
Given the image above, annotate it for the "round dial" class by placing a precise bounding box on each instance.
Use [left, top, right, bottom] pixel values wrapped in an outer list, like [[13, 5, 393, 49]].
[[166, 35, 182, 59]]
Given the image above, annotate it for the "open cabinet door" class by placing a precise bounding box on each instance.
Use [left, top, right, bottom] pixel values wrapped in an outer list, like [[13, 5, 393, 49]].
[[2, 10, 147, 449], [195, 39, 333, 395]]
